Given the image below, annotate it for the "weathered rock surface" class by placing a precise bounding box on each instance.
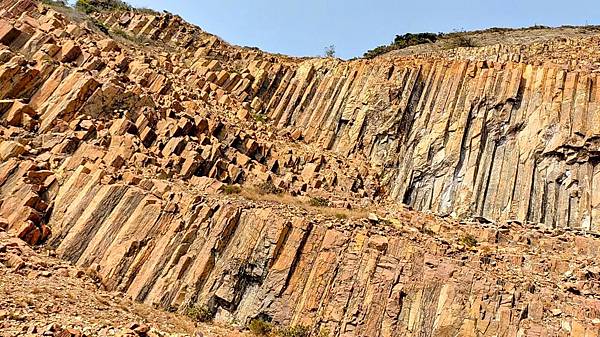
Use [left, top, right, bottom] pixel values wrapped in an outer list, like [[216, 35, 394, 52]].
[[86, 5, 600, 230], [0, 231, 241, 337], [1, 0, 600, 336]]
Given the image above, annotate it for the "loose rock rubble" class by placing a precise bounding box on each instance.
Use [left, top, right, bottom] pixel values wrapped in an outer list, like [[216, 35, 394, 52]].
[[0, 231, 245, 337], [1, 0, 600, 336]]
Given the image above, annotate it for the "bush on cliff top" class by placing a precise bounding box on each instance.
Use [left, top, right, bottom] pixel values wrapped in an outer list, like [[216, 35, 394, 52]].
[[364, 32, 440, 59], [362, 30, 482, 58], [75, 0, 160, 15], [41, 0, 68, 7], [76, 0, 131, 14]]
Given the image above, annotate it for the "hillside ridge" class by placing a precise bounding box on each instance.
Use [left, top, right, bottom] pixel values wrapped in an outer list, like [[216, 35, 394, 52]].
[[1, 0, 600, 336]]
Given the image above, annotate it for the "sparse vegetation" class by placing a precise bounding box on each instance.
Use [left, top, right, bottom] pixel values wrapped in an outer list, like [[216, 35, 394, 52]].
[[75, 0, 97, 14], [460, 233, 478, 248], [76, 0, 131, 14], [110, 27, 149, 44], [318, 328, 331, 337], [277, 325, 310, 337], [362, 29, 505, 58], [75, 0, 159, 16], [135, 7, 160, 15], [248, 318, 273, 336], [324, 45, 336, 58], [247, 319, 310, 337], [223, 185, 242, 195], [239, 186, 368, 221], [111, 27, 129, 39], [362, 24, 600, 59], [185, 304, 213, 323], [253, 113, 267, 123], [364, 32, 440, 59], [256, 181, 283, 195], [446, 34, 477, 49], [41, 0, 68, 7], [91, 18, 109, 34], [309, 196, 330, 207]]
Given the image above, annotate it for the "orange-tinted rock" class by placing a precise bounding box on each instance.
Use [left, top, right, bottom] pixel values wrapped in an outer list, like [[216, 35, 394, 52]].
[[0, 217, 8, 230], [58, 40, 81, 63], [0, 1, 600, 336], [0, 140, 26, 160], [0, 20, 19, 45]]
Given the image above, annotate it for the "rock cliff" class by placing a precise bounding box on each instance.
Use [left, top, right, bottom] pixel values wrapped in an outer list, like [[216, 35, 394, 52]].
[[2, 0, 600, 336]]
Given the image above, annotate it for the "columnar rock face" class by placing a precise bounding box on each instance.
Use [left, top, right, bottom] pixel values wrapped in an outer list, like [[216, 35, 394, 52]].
[[90, 5, 600, 229], [4, 158, 600, 337], [264, 56, 600, 231], [2, 1, 600, 336], [236, 51, 600, 231]]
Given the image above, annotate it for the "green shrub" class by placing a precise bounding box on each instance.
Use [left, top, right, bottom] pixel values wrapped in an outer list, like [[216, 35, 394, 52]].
[[324, 45, 336, 58], [309, 197, 330, 207], [318, 328, 331, 337], [90, 18, 109, 34], [111, 27, 129, 38], [253, 113, 267, 123], [256, 181, 283, 195], [185, 304, 213, 323], [334, 213, 347, 220], [277, 325, 310, 337], [363, 45, 395, 59], [76, 0, 97, 14], [248, 318, 273, 336], [447, 34, 477, 48], [135, 7, 160, 15], [393, 32, 439, 48], [460, 233, 478, 248], [364, 32, 440, 58], [41, 0, 68, 7], [223, 185, 242, 195]]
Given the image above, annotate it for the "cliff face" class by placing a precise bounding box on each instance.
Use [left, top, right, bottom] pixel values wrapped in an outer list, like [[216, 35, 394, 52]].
[[252, 45, 600, 231], [278, 56, 600, 230], [2, 1, 600, 336]]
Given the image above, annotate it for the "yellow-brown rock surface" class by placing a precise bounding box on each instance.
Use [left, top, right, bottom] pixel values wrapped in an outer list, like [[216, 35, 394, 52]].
[[2, 1, 600, 336]]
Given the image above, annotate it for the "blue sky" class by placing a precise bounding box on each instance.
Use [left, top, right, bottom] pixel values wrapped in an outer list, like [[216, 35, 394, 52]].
[[125, 0, 599, 59]]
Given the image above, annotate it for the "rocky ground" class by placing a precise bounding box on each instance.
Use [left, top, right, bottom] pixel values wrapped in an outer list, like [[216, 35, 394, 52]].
[[0, 230, 246, 337], [386, 25, 600, 58], [2, 0, 600, 336]]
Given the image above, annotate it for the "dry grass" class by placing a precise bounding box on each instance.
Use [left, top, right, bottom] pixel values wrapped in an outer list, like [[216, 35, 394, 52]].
[[0, 237, 218, 336], [94, 294, 111, 306], [241, 187, 301, 205], [240, 187, 369, 220]]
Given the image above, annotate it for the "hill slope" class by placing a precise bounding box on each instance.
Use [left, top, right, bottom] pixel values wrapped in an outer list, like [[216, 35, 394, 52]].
[[1, 1, 600, 336]]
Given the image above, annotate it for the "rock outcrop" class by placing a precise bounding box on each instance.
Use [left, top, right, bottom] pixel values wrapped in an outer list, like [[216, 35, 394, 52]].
[[2, 1, 600, 336], [88, 5, 600, 230]]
